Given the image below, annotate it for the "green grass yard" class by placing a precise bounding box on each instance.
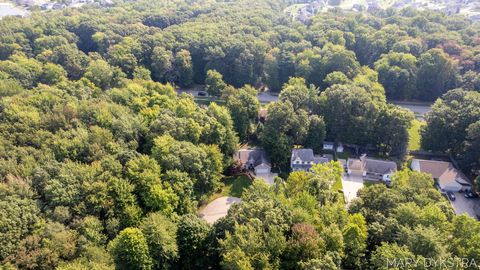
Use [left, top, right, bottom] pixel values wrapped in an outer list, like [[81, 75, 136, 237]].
[[408, 119, 425, 151], [204, 175, 253, 206]]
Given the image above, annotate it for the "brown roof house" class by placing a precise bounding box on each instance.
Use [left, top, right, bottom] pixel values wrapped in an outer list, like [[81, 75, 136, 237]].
[[347, 155, 397, 183], [411, 159, 471, 192]]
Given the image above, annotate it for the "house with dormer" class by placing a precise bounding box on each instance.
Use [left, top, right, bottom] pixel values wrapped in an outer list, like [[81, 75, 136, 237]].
[[347, 154, 397, 183], [235, 149, 272, 175], [291, 148, 332, 172]]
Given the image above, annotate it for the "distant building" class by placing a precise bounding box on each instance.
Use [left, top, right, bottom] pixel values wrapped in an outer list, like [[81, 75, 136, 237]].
[[323, 142, 334, 151], [15, 0, 34, 7], [323, 142, 343, 152], [52, 3, 67, 10]]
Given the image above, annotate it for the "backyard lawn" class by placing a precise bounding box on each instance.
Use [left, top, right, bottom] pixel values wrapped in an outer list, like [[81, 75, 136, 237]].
[[408, 119, 424, 151], [206, 175, 252, 204]]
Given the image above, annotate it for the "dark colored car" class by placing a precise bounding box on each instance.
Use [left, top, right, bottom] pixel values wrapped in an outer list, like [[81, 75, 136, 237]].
[[197, 91, 208, 97], [464, 190, 479, 199], [446, 191, 456, 201]]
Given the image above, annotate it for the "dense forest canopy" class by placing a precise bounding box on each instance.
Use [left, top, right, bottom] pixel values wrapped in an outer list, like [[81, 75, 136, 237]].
[[0, 0, 479, 100], [0, 0, 480, 270]]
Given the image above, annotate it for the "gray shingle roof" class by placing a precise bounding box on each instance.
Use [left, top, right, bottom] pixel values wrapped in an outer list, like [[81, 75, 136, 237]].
[[291, 149, 314, 163], [235, 149, 270, 167], [364, 159, 397, 175]]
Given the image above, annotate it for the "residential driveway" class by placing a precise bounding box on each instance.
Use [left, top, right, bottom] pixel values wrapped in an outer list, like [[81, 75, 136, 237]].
[[448, 192, 479, 219], [341, 174, 364, 204], [255, 173, 278, 185], [199, 197, 241, 224]]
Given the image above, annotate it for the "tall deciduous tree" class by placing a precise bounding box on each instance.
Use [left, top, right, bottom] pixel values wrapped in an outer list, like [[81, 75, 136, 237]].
[[176, 214, 211, 270], [140, 213, 178, 270], [225, 85, 260, 141], [416, 49, 457, 101], [342, 213, 367, 269], [318, 84, 377, 145], [173, 49, 194, 88], [109, 227, 153, 270], [205, 70, 227, 97], [374, 52, 417, 100]]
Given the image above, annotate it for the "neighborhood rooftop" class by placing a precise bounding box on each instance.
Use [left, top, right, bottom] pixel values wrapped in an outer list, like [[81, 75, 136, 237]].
[[411, 159, 471, 192], [291, 148, 332, 172], [235, 149, 270, 168]]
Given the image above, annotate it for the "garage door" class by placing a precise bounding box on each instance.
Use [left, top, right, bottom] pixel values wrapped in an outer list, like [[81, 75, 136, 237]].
[[255, 167, 270, 174]]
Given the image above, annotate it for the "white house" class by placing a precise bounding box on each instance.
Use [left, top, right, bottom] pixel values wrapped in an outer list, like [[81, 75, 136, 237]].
[[323, 142, 334, 151], [291, 148, 332, 172], [347, 155, 397, 183]]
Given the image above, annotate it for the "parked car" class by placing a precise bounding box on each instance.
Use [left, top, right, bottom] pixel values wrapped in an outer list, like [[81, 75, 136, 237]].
[[197, 91, 208, 97], [446, 191, 456, 201], [464, 189, 478, 198]]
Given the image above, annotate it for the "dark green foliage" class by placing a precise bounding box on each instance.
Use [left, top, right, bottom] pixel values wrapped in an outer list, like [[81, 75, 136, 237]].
[[0, 0, 478, 268], [176, 214, 211, 270], [140, 213, 178, 270], [0, 175, 40, 260], [415, 49, 457, 101], [421, 89, 480, 173]]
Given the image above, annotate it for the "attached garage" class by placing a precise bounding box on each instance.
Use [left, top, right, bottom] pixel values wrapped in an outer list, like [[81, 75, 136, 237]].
[[438, 179, 463, 192], [411, 159, 471, 192], [254, 163, 271, 175]]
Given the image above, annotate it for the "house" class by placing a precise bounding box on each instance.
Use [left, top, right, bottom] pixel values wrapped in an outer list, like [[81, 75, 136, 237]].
[[15, 0, 34, 7], [411, 159, 471, 192], [52, 3, 66, 10], [40, 3, 54, 10], [291, 148, 332, 172], [323, 142, 343, 152], [234, 149, 271, 175], [347, 155, 397, 182], [323, 142, 334, 151], [336, 143, 344, 153]]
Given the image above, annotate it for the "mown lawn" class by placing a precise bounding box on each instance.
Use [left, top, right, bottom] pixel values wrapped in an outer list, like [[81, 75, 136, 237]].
[[205, 175, 253, 205], [408, 119, 425, 151]]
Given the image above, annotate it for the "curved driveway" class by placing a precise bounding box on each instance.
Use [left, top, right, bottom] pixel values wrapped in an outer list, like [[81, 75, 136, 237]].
[[199, 196, 242, 224]]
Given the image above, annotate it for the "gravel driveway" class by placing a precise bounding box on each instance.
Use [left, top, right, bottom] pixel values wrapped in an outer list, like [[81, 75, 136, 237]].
[[199, 197, 241, 224]]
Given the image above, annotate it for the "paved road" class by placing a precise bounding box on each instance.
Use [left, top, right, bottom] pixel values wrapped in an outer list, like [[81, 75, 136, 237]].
[[177, 89, 433, 118], [177, 89, 279, 104], [390, 101, 432, 119], [199, 196, 241, 224], [257, 92, 279, 103], [341, 174, 364, 204]]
